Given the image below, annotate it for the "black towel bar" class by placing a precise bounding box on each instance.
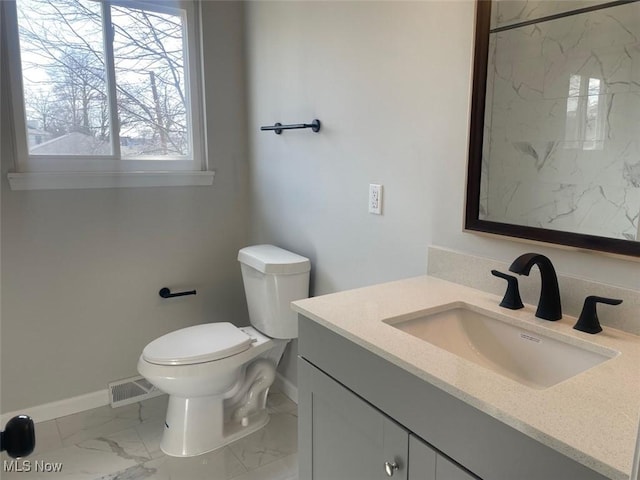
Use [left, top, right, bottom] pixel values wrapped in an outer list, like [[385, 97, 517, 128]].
[[261, 119, 321, 135]]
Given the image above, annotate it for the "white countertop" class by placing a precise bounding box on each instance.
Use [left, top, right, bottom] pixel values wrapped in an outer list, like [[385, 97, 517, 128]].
[[292, 275, 640, 480]]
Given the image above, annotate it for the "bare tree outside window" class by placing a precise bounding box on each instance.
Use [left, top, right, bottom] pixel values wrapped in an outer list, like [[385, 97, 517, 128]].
[[16, 0, 191, 159]]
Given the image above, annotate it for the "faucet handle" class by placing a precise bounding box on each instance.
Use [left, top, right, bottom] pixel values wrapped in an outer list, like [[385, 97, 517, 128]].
[[491, 270, 524, 310], [573, 296, 622, 334]]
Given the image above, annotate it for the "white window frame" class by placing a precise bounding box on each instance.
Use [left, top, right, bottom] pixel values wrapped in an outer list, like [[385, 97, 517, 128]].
[[3, 0, 213, 190]]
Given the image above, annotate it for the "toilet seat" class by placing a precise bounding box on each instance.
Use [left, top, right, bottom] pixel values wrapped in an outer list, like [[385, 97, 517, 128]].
[[142, 323, 253, 366]]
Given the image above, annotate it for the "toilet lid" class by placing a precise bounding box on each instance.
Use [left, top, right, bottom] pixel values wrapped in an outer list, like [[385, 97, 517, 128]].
[[142, 323, 253, 366]]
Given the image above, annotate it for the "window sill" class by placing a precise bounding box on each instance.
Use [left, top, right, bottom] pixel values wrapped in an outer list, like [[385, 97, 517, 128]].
[[7, 171, 215, 191]]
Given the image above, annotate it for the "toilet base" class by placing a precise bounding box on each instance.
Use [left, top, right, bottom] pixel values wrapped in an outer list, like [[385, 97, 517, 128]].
[[160, 395, 271, 457]]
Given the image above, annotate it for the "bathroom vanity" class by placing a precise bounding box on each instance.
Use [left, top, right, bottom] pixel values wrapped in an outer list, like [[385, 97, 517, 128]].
[[293, 276, 640, 480]]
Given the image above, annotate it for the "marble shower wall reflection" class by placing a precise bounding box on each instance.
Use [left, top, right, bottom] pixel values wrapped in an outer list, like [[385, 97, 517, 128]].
[[480, 0, 640, 241]]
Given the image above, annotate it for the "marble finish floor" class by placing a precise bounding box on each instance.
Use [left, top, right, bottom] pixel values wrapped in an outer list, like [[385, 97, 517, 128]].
[[1, 390, 298, 480]]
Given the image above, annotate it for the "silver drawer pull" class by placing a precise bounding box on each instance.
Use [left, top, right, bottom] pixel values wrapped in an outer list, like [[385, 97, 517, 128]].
[[384, 461, 399, 477]]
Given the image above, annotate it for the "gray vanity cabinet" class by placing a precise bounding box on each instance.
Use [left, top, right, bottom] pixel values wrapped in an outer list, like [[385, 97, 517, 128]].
[[299, 357, 476, 480], [298, 315, 609, 480]]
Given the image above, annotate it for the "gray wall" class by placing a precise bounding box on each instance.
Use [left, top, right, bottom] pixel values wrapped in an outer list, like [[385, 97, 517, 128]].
[[0, 2, 250, 413], [245, 1, 639, 384]]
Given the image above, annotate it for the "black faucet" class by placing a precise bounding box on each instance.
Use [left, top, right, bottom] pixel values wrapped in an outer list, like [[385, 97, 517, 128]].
[[509, 253, 562, 321]]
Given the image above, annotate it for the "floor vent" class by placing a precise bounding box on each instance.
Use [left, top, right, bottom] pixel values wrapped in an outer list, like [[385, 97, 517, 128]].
[[108, 376, 163, 408]]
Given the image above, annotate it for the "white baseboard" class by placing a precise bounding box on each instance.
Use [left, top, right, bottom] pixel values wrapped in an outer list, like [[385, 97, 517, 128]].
[[1, 389, 109, 425], [273, 372, 298, 404]]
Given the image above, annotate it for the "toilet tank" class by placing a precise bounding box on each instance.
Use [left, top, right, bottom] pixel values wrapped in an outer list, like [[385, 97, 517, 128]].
[[238, 245, 310, 339]]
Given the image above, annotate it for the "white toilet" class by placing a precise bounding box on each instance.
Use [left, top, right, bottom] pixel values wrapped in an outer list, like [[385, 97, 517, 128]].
[[137, 245, 310, 457]]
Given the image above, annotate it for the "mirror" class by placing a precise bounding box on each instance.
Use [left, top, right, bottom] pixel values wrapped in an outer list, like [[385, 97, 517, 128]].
[[466, 0, 640, 258]]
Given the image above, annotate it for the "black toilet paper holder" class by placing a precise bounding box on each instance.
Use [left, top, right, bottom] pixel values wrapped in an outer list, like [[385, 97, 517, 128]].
[[159, 287, 196, 299]]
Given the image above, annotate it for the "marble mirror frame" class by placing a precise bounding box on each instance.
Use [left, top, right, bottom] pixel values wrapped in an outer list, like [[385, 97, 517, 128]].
[[465, 0, 640, 259]]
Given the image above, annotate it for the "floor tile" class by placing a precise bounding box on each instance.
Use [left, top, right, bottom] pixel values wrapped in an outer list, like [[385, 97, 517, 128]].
[[1, 429, 148, 480], [56, 396, 168, 447], [32, 420, 63, 456], [3, 391, 297, 480], [77, 428, 150, 463], [94, 464, 159, 480], [229, 453, 297, 480], [228, 412, 298, 470], [133, 418, 165, 459], [266, 392, 297, 415], [118, 446, 248, 480]]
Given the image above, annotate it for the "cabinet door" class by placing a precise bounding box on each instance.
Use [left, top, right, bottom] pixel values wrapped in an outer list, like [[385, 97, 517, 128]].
[[409, 434, 478, 480], [408, 435, 436, 480], [436, 456, 478, 480], [299, 358, 409, 480]]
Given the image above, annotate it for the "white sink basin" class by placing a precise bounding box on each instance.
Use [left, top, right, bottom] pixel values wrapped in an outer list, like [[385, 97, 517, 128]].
[[384, 303, 618, 389]]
